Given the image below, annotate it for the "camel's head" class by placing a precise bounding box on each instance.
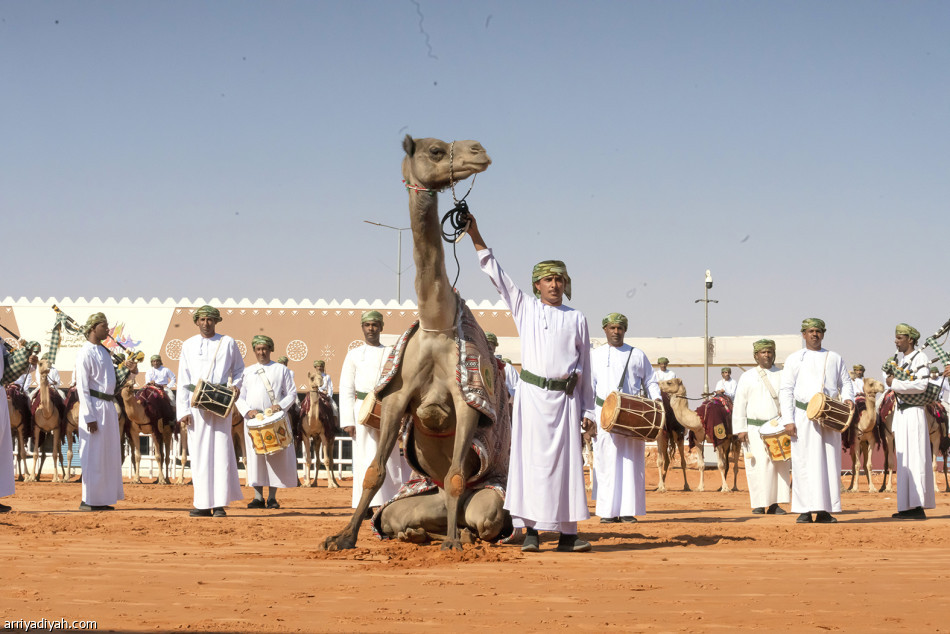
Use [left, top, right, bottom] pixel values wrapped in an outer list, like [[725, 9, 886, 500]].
[[401, 135, 491, 190], [863, 377, 885, 399], [658, 378, 686, 397], [308, 370, 324, 390], [38, 358, 50, 376]]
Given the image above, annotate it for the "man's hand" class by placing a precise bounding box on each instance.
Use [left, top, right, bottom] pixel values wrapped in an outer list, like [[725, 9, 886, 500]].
[[784, 423, 797, 439], [737, 432, 749, 444], [886, 376, 894, 387], [581, 417, 597, 442], [247, 410, 259, 419], [467, 214, 488, 251], [88, 421, 99, 434], [180, 414, 193, 428], [845, 399, 854, 409], [343, 426, 356, 439]]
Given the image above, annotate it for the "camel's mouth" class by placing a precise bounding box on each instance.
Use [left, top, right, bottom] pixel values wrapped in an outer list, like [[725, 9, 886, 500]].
[[451, 158, 492, 181]]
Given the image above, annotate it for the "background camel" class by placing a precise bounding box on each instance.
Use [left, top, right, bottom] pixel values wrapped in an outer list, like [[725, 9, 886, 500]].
[[324, 135, 506, 552], [843, 377, 884, 493], [231, 408, 248, 484], [27, 358, 67, 482], [659, 378, 740, 493], [119, 383, 175, 484], [299, 370, 339, 488], [63, 386, 81, 481], [878, 393, 950, 493], [655, 392, 693, 492], [6, 384, 33, 481]]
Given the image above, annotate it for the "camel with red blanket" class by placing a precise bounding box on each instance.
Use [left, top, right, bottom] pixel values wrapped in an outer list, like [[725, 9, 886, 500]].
[[659, 378, 739, 493], [27, 358, 67, 482], [299, 370, 339, 488], [6, 384, 32, 481], [843, 378, 885, 493], [656, 379, 708, 492], [877, 391, 950, 493], [118, 382, 176, 484]]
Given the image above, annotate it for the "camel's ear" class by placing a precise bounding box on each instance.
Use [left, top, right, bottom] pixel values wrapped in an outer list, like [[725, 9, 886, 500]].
[[402, 134, 415, 157]]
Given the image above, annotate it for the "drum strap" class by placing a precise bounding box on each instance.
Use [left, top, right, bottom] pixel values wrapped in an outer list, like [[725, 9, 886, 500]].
[[757, 367, 780, 415], [595, 350, 635, 406], [256, 367, 278, 408]]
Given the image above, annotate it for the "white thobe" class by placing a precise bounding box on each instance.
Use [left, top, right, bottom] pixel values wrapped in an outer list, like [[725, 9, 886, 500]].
[[654, 369, 677, 382], [315, 372, 334, 397], [74, 342, 124, 506], [479, 248, 594, 533], [590, 343, 660, 519], [886, 349, 935, 512], [0, 350, 14, 498], [503, 362, 520, 398], [851, 377, 865, 395], [733, 366, 791, 509], [780, 348, 854, 514], [715, 377, 739, 400], [237, 362, 299, 488], [339, 342, 407, 507], [176, 333, 245, 510], [146, 366, 176, 387]]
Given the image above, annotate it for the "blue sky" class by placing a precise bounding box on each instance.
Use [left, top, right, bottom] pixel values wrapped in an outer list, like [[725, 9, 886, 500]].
[[2, 1, 949, 390]]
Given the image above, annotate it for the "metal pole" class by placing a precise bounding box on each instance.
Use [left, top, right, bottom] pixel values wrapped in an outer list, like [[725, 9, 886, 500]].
[[396, 230, 402, 303], [703, 284, 709, 396]]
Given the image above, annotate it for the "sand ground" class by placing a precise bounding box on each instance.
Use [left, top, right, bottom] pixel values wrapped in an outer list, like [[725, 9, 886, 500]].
[[2, 462, 949, 633]]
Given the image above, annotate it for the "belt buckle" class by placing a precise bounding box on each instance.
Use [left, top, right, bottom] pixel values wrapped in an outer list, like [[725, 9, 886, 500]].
[[539, 377, 550, 390]]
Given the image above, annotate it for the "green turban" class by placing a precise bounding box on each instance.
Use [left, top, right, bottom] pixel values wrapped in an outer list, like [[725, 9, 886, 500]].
[[601, 313, 628, 330], [361, 310, 384, 325], [931, 367, 939, 373], [193, 305, 222, 323], [801, 317, 826, 332], [251, 335, 274, 351], [895, 323, 920, 343], [502, 357, 513, 364], [753, 339, 776, 353], [657, 357, 669, 365], [531, 260, 572, 300], [83, 312, 107, 336], [485, 332, 498, 346], [314, 359, 325, 368], [853, 364, 865, 371], [721, 367, 731, 374], [276, 356, 289, 364], [150, 354, 162, 363]]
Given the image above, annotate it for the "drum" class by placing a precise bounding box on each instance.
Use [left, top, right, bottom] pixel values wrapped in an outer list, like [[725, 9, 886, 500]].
[[190, 379, 237, 418], [357, 393, 381, 429], [600, 391, 665, 440], [805, 393, 854, 433], [759, 419, 792, 461], [247, 410, 292, 455]]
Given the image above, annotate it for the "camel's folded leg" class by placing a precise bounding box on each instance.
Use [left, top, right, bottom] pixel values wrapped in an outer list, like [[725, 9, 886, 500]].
[[439, 395, 480, 551]]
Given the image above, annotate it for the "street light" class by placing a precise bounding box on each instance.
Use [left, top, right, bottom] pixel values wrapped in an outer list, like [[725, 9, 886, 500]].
[[694, 269, 718, 396], [363, 221, 411, 302]]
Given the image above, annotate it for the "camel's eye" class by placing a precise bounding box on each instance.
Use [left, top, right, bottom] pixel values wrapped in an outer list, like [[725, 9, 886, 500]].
[[429, 147, 446, 160]]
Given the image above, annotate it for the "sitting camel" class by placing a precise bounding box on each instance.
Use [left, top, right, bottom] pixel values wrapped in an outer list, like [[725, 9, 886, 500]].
[[6, 384, 33, 481], [843, 378, 885, 493], [27, 358, 67, 483], [299, 370, 339, 488], [659, 378, 739, 493], [878, 392, 950, 493], [118, 383, 175, 484], [324, 135, 509, 552]]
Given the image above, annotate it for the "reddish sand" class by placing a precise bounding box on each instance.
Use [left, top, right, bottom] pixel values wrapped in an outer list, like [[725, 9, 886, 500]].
[[2, 465, 949, 633]]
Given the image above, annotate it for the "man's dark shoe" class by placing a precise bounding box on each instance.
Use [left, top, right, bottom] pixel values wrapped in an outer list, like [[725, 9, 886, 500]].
[[600, 516, 620, 524], [92, 505, 115, 511], [247, 499, 266, 509], [521, 533, 540, 553], [767, 504, 787, 515], [79, 502, 93, 512], [189, 508, 212, 517], [620, 516, 637, 523], [752, 507, 765, 515], [266, 499, 280, 509], [814, 511, 837, 523], [555, 533, 592, 553], [212, 507, 227, 518], [0, 503, 11, 514], [893, 507, 926, 520], [796, 512, 813, 524]]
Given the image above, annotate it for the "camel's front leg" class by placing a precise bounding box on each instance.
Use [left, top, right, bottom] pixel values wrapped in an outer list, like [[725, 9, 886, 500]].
[[28, 430, 43, 483], [695, 440, 706, 492], [655, 432, 668, 492], [323, 394, 407, 551], [731, 440, 741, 492], [440, 396, 479, 551], [65, 434, 75, 482], [175, 431, 189, 485], [846, 445, 859, 492], [677, 438, 690, 492], [322, 432, 340, 489], [717, 445, 729, 493], [301, 434, 313, 487]]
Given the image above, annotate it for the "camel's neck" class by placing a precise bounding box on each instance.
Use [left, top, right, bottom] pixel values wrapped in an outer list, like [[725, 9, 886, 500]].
[[39, 373, 51, 409], [669, 394, 703, 430], [408, 188, 456, 330]]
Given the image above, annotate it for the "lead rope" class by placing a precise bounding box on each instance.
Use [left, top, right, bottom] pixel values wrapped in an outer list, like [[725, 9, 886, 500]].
[[440, 141, 477, 289]]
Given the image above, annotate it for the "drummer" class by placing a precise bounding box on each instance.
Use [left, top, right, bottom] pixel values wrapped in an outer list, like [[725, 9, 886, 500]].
[[584, 312, 660, 524], [779, 318, 854, 524], [732, 339, 790, 515], [237, 335, 298, 510]]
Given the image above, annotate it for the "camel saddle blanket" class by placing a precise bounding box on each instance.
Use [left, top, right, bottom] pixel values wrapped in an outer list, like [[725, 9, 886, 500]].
[[878, 391, 896, 423], [6, 383, 33, 437], [696, 395, 733, 449], [375, 293, 506, 426]]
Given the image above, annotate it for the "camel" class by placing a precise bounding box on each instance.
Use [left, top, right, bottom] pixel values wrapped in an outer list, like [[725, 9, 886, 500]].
[[843, 378, 885, 493], [6, 384, 32, 481], [656, 393, 693, 493], [118, 383, 175, 484], [171, 426, 190, 485], [878, 392, 950, 493], [659, 378, 740, 493], [26, 358, 67, 483], [324, 135, 506, 552], [299, 370, 339, 488], [63, 387, 81, 482]]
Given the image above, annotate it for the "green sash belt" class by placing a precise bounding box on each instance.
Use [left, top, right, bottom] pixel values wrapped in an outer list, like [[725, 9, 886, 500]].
[[595, 395, 605, 407], [356, 391, 369, 400], [520, 369, 570, 393], [898, 401, 923, 412], [746, 418, 769, 427], [89, 389, 114, 402], [795, 400, 808, 411]]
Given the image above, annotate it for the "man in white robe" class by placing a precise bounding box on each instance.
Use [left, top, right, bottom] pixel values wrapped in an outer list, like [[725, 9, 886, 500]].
[[75, 313, 129, 511], [850, 364, 866, 396], [733, 339, 790, 515], [885, 323, 935, 520], [237, 335, 298, 510], [585, 312, 660, 524], [145, 354, 176, 395], [715, 368, 739, 400], [312, 359, 339, 420], [468, 216, 594, 553], [780, 318, 854, 523], [1, 346, 21, 512], [177, 305, 245, 518], [654, 357, 676, 382], [339, 310, 407, 509]]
